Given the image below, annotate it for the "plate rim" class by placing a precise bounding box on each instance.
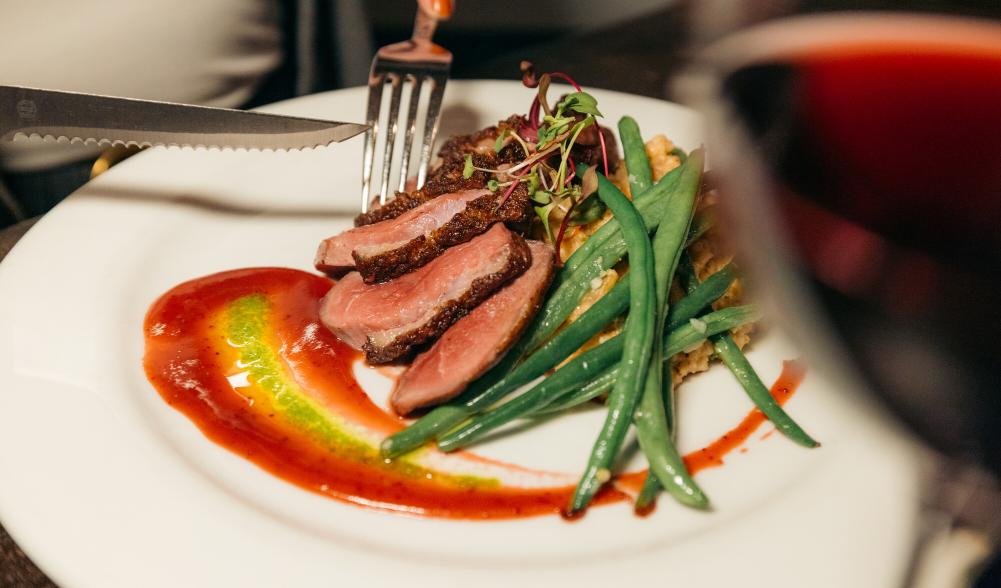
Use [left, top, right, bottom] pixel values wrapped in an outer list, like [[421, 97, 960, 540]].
[[0, 80, 923, 588]]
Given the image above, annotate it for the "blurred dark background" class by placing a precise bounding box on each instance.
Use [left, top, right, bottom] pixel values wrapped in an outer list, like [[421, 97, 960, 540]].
[[0, 0, 685, 230], [2, 0, 999, 230], [253, 0, 686, 105]]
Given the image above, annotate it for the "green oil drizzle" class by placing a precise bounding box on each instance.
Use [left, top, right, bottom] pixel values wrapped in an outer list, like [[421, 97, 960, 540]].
[[225, 294, 495, 489]]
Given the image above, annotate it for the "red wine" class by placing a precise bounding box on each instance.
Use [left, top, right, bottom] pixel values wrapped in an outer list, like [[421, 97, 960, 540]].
[[721, 23, 1001, 471]]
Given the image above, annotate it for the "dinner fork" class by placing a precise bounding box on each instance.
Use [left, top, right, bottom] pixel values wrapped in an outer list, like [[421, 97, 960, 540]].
[[360, 0, 454, 213]]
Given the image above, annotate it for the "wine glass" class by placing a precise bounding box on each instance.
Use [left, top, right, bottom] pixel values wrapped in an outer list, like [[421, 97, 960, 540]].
[[677, 4, 1001, 586]]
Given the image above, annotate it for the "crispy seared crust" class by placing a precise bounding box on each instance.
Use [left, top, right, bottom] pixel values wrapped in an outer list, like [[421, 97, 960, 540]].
[[352, 184, 531, 284], [436, 115, 527, 163], [353, 160, 490, 227], [354, 116, 529, 227], [361, 233, 533, 364], [355, 192, 435, 228]]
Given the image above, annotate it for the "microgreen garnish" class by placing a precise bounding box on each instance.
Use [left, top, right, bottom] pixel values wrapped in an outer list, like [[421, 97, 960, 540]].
[[482, 63, 613, 261], [462, 154, 474, 179], [534, 202, 558, 243], [560, 92, 603, 117], [493, 129, 510, 153]]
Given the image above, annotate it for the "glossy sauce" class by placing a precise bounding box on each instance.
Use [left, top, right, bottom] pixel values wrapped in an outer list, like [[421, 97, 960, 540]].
[[684, 360, 806, 475], [145, 268, 806, 519]]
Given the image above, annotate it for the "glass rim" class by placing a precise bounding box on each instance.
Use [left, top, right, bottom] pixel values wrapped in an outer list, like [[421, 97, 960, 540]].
[[702, 11, 1001, 72]]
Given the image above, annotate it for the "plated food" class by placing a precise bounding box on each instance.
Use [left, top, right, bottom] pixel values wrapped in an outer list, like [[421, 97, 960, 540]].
[[0, 78, 930, 587], [143, 66, 819, 519]]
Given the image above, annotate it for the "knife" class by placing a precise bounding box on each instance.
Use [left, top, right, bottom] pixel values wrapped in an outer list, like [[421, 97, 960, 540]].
[[0, 85, 367, 151]]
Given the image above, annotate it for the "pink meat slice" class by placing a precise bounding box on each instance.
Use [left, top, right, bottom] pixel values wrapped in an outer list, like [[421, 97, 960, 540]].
[[391, 240, 555, 415], [314, 189, 490, 276], [319, 224, 531, 364]]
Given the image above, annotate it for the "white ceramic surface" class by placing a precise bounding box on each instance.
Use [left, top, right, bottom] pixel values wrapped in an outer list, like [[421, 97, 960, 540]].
[[0, 81, 923, 587]]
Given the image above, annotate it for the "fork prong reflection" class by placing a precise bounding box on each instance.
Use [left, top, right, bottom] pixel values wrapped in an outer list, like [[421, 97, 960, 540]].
[[360, 73, 384, 213], [416, 75, 446, 189], [398, 75, 424, 194], [377, 74, 404, 207]]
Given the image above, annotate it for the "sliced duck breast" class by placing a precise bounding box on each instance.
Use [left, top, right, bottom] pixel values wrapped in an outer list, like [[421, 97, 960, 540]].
[[319, 224, 531, 364], [316, 188, 488, 276], [391, 240, 555, 415], [317, 184, 529, 283], [353, 115, 528, 228], [352, 185, 530, 284]]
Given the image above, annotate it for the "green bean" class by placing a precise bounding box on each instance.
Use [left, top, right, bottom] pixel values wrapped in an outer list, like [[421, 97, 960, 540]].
[[437, 330, 625, 452], [396, 294, 752, 460], [559, 162, 684, 282], [633, 149, 706, 509], [437, 298, 757, 451], [383, 164, 689, 459], [686, 206, 715, 246], [569, 173, 657, 514], [521, 158, 695, 353], [532, 366, 616, 415], [673, 306, 764, 367], [520, 162, 687, 356], [678, 256, 820, 448], [634, 470, 661, 511], [557, 155, 703, 294], [531, 305, 762, 416], [439, 262, 735, 448], [474, 277, 628, 397], [380, 402, 471, 458], [618, 116, 653, 196], [382, 163, 715, 459], [713, 336, 819, 447], [433, 262, 733, 454], [382, 256, 627, 457], [665, 264, 735, 331], [431, 278, 630, 453]]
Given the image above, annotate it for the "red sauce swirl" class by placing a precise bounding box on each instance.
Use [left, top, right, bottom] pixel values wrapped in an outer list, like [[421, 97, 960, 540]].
[[144, 267, 807, 519]]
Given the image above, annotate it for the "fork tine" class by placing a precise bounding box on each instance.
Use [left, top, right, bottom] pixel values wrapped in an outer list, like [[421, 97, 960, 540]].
[[377, 74, 404, 207], [415, 75, 446, 189], [360, 74, 384, 213], [397, 75, 424, 193]]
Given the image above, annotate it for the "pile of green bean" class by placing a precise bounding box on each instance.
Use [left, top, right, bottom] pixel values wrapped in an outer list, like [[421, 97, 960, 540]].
[[381, 116, 818, 514]]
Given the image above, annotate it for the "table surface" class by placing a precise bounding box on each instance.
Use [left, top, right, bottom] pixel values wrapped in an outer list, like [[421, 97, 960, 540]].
[[0, 7, 689, 584]]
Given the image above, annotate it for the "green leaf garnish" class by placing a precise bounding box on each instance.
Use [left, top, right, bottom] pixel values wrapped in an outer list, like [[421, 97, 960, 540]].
[[487, 179, 500, 191], [527, 173, 540, 195], [493, 129, 510, 153], [536, 124, 557, 147], [534, 202, 558, 243], [532, 190, 552, 205], [560, 92, 603, 117], [462, 154, 474, 179]]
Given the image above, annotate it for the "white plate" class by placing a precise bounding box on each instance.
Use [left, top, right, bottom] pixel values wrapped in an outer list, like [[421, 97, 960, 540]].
[[0, 81, 924, 587]]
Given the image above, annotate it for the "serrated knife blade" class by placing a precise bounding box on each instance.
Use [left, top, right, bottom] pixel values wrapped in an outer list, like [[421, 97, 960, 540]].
[[0, 85, 367, 151]]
